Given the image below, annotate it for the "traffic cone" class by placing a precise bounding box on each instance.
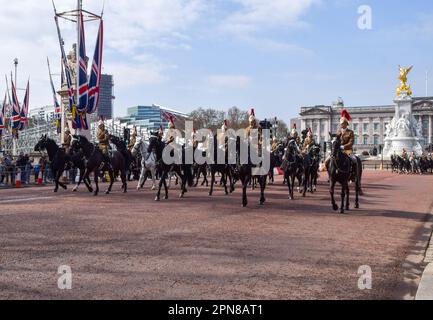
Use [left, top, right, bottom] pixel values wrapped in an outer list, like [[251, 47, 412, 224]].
[[15, 169, 22, 188], [37, 170, 43, 185]]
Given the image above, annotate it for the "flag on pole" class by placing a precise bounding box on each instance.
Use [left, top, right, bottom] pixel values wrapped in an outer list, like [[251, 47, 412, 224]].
[[0, 92, 6, 136], [54, 15, 78, 129], [11, 79, 21, 130], [77, 7, 88, 129], [48, 58, 62, 134], [19, 80, 30, 131], [87, 19, 103, 114]]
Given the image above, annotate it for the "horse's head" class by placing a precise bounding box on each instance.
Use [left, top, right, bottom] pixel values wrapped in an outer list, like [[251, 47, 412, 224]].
[[34, 134, 48, 152], [310, 144, 321, 158], [131, 137, 144, 157], [330, 133, 341, 158]]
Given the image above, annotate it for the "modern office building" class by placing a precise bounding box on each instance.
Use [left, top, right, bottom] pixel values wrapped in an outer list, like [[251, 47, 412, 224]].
[[97, 74, 114, 120], [298, 97, 433, 153], [121, 104, 189, 132]]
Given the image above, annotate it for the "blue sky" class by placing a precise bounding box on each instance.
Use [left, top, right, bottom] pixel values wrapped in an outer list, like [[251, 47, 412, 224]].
[[1, 0, 433, 122]]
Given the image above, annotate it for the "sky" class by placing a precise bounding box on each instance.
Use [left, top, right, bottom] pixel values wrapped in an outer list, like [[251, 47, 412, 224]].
[[1, 0, 433, 122]]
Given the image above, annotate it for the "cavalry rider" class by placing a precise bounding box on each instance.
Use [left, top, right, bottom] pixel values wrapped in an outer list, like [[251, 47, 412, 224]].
[[271, 137, 280, 154], [164, 115, 177, 144], [62, 124, 72, 154], [336, 109, 355, 159], [128, 127, 138, 152], [302, 128, 315, 154], [218, 119, 229, 147], [290, 124, 302, 146], [402, 148, 408, 160], [97, 119, 112, 168]]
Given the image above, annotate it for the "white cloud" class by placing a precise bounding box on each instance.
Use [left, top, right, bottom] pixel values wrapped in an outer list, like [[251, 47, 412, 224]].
[[0, 0, 205, 109], [222, 0, 320, 36], [207, 75, 252, 89]]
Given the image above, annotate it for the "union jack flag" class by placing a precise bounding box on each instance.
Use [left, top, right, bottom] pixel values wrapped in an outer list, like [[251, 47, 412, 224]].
[[11, 80, 21, 130], [19, 80, 30, 131], [76, 10, 88, 129], [54, 15, 77, 128], [0, 93, 5, 135], [87, 20, 103, 115]]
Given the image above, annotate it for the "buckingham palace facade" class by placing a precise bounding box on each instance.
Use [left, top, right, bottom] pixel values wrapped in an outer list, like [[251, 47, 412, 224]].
[[298, 97, 433, 153]]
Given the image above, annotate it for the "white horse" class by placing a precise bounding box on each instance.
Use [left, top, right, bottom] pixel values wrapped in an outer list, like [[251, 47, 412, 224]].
[[131, 138, 157, 191]]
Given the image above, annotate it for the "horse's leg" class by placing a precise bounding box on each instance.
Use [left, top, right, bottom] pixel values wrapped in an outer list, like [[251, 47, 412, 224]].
[[223, 172, 229, 195], [259, 176, 266, 205], [303, 169, 309, 198], [242, 178, 248, 208], [72, 167, 83, 192], [93, 169, 99, 196], [340, 182, 347, 214], [151, 168, 157, 190], [57, 170, 67, 190], [163, 174, 169, 199], [285, 172, 292, 200], [330, 179, 338, 211], [137, 166, 146, 190], [106, 168, 115, 195], [53, 170, 59, 193], [209, 170, 216, 196], [121, 169, 127, 193], [155, 171, 165, 201], [345, 181, 350, 211]]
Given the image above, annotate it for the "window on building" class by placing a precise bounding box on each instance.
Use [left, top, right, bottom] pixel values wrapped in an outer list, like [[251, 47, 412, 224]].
[[332, 124, 338, 133], [313, 124, 318, 133], [363, 135, 369, 145], [423, 119, 429, 136], [374, 123, 380, 132], [354, 135, 359, 145], [320, 124, 325, 134], [353, 123, 359, 133], [373, 135, 379, 145], [363, 123, 369, 133]]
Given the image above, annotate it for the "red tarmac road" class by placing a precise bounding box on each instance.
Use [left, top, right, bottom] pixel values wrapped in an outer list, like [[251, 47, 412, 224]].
[[0, 171, 432, 300]]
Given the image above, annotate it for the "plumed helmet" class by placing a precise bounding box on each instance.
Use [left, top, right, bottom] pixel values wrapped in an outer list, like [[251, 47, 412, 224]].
[[249, 108, 256, 124], [168, 115, 175, 129], [291, 123, 298, 136], [340, 109, 352, 125]]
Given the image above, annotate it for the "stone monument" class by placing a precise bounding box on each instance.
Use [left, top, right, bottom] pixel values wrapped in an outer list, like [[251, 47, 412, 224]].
[[383, 66, 423, 158]]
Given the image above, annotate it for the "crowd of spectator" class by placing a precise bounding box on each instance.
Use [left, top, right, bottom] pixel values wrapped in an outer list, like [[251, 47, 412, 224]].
[[0, 153, 52, 187]]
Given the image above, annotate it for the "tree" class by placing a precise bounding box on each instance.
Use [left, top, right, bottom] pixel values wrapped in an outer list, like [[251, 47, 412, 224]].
[[274, 119, 288, 139], [226, 106, 249, 130], [189, 108, 225, 131]]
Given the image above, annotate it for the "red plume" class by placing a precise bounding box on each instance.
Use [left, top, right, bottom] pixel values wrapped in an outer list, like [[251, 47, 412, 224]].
[[224, 120, 228, 127], [159, 124, 163, 131], [308, 128, 312, 134], [169, 115, 174, 124], [250, 108, 255, 117], [341, 109, 352, 122], [293, 123, 297, 130]]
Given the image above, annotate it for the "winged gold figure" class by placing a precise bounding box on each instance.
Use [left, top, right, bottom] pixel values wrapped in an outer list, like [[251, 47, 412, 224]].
[[397, 65, 413, 97]]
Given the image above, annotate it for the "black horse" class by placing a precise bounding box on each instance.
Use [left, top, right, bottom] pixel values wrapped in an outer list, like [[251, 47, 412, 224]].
[[34, 135, 69, 193], [326, 134, 362, 214], [233, 136, 267, 207], [208, 135, 235, 196], [148, 135, 193, 201], [282, 139, 303, 200], [71, 135, 125, 196], [108, 135, 129, 193], [300, 144, 321, 197]]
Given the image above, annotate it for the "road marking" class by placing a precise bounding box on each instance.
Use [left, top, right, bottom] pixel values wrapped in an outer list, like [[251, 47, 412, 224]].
[[0, 196, 58, 204]]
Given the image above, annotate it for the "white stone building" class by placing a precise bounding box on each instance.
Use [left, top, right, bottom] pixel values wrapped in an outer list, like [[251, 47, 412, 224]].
[[299, 97, 433, 153]]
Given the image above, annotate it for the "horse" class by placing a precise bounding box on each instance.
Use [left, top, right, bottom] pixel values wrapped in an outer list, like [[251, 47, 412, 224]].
[[148, 135, 193, 201], [131, 137, 157, 191], [34, 135, 69, 193], [301, 144, 321, 196], [208, 135, 235, 196], [233, 136, 267, 208], [326, 134, 362, 214], [108, 135, 129, 192], [282, 139, 303, 200], [71, 135, 122, 196]]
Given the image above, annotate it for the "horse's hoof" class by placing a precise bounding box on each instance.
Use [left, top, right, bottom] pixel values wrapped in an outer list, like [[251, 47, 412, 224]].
[[94, 193, 98, 197], [179, 194, 184, 199], [333, 204, 339, 211], [209, 192, 213, 196], [346, 207, 350, 211], [105, 191, 110, 195], [155, 196, 160, 202], [355, 204, 360, 209], [72, 187, 78, 192], [164, 195, 169, 200], [54, 189, 58, 193], [242, 203, 247, 208], [303, 194, 306, 198]]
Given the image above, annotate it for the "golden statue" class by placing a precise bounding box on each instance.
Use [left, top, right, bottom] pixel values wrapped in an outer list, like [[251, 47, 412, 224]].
[[397, 65, 413, 97]]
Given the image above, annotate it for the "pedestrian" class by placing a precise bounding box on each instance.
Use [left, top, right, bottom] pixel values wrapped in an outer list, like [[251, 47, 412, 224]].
[[0, 156, 5, 185]]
